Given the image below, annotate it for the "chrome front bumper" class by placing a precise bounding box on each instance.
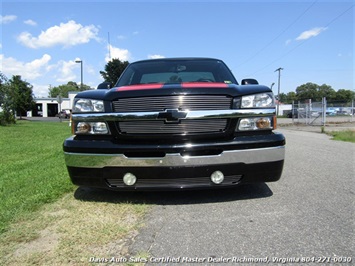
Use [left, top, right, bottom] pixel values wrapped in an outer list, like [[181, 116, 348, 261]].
[[64, 146, 285, 169]]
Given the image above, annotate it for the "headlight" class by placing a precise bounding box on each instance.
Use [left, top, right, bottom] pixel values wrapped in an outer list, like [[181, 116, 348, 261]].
[[73, 99, 104, 112], [241, 93, 274, 108]]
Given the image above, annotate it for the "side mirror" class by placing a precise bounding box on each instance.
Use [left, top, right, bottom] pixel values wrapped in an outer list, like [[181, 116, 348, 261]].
[[97, 82, 112, 90], [241, 79, 258, 85]]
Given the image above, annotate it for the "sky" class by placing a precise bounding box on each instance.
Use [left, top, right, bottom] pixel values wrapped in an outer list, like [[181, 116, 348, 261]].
[[0, 0, 354, 98]]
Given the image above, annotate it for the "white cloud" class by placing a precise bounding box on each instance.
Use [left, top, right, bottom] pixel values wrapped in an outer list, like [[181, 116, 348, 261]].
[[295, 27, 327, 41], [31, 83, 51, 98], [0, 15, 17, 24], [0, 55, 98, 97], [17, 20, 99, 49], [0, 54, 51, 80], [117, 35, 126, 40], [148, 54, 165, 59], [24, 19, 37, 26], [0, 53, 54, 97], [105, 44, 131, 62], [55, 60, 79, 83]]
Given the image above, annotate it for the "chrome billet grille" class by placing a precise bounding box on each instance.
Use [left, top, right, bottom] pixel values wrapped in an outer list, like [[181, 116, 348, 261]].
[[112, 95, 231, 112], [118, 119, 227, 134]]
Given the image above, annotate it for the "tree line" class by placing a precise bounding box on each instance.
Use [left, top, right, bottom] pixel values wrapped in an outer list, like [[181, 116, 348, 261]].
[[0, 59, 128, 125], [278, 82, 354, 104], [1, 58, 353, 125]]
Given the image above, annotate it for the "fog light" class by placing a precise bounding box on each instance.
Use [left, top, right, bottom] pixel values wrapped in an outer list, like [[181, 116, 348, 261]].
[[211, 171, 224, 184], [123, 173, 137, 186]]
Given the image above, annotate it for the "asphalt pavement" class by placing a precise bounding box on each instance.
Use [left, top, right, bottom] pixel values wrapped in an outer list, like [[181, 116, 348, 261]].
[[23, 115, 355, 265], [20, 116, 354, 264], [128, 128, 354, 265]]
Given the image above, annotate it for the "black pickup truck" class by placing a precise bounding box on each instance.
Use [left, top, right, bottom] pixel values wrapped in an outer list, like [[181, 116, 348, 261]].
[[63, 58, 285, 190]]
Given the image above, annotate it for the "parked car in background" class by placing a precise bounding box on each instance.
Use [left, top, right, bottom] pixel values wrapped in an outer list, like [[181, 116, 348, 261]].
[[286, 108, 298, 118], [56, 110, 70, 119], [326, 108, 337, 116], [336, 110, 349, 116]]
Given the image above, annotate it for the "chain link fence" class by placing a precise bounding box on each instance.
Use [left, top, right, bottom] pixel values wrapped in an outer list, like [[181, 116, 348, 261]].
[[289, 98, 354, 125]]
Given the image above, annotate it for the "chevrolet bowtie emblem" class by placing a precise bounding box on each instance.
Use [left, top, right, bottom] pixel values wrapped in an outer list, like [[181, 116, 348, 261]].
[[157, 109, 188, 123]]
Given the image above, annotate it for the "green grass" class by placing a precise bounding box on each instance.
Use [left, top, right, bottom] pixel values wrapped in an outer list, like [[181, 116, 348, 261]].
[[0, 120, 149, 264], [328, 130, 355, 143], [0, 120, 75, 234]]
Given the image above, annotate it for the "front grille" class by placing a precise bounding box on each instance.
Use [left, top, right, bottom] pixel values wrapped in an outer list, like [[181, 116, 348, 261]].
[[106, 175, 242, 188], [112, 95, 232, 112], [118, 119, 228, 134]]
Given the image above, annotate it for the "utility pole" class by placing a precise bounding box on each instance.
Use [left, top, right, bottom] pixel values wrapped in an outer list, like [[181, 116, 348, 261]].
[[108, 32, 112, 61], [75, 59, 83, 89], [274, 67, 283, 116]]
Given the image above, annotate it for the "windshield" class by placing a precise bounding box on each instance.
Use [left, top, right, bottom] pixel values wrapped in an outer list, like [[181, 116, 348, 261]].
[[116, 59, 238, 87]]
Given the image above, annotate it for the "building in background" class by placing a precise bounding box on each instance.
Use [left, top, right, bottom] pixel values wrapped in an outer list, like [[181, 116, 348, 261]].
[[28, 92, 78, 118]]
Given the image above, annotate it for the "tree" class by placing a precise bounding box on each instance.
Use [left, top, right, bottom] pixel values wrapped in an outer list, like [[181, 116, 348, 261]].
[[294, 82, 354, 103], [48, 81, 90, 98], [0, 72, 16, 125], [0, 72, 8, 106], [100, 58, 129, 87], [317, 84, 336, 101], [335, 89, 355, 102], [278, 93, 288, 104], [295, 82, 319, 101], [9, 75, 35, 120], [277, 91, 298, 104], [286, 91, 297, 103]]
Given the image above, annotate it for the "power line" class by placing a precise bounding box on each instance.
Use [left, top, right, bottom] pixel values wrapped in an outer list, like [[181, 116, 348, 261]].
[[250, 3, 354, 76], [236, 0, 318, 69]]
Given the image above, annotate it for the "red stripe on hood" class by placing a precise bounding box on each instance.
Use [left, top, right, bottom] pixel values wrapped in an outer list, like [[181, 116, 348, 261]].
[[181, 82, 228, 88], [117, 82, 229, 91], [117, 83, 164, 91]]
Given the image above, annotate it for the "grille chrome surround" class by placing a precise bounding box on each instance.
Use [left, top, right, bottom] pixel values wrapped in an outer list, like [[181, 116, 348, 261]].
[[112, 95, 232, 112], [118, 119, 228, 134]]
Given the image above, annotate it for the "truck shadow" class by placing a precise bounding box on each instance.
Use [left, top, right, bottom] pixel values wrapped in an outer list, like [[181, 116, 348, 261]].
[[74, 183, 273, 205]]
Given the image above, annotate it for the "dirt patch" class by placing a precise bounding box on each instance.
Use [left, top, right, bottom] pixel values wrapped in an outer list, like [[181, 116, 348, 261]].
[[14, 227, 59, 257], [1, 190, 148, 265]]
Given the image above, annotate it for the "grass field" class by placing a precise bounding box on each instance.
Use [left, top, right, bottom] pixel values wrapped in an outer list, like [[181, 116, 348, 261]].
[[0, 120, 75, 233], [0, 120, 148, 264], [328, 130, 355, 143]]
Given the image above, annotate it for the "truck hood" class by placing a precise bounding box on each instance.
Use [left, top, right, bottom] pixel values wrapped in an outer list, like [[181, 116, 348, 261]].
[[75, 82, 272, 100]]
